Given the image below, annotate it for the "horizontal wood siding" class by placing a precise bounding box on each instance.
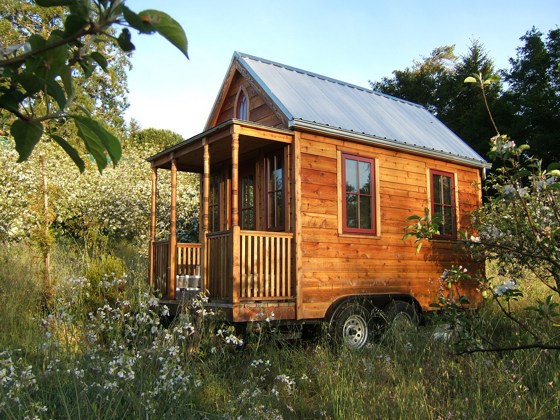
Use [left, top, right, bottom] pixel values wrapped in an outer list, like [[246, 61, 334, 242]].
[[297, 132, 483, 319]]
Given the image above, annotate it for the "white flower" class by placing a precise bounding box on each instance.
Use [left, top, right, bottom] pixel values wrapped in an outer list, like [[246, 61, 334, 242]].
[[494, 280, 517, 296]]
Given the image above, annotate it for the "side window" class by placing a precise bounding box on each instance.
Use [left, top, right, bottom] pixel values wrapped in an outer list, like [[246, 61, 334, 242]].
[[430, 170, 456, 238], [236, 90, 248, 120], [342, 154, 376, 234], [266, 151, 284, 230]]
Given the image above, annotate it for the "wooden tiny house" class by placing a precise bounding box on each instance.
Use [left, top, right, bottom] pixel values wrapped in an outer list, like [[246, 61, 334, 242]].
[[148, 52, 489, 347]]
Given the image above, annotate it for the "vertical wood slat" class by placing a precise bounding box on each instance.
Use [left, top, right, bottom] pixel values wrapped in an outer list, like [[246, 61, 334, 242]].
[[176, 243, 201, 276]]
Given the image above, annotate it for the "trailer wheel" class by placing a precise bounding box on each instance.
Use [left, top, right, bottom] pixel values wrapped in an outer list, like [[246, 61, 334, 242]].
[[384, 300, 419, 329], [331, 301, 375, 350]]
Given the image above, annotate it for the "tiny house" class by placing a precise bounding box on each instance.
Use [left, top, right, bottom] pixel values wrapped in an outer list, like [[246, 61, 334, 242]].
[[147, 52, 489, 348]]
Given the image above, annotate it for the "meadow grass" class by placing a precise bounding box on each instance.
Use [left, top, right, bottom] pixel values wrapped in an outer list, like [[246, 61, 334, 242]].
[[1, 242, 559, 419]]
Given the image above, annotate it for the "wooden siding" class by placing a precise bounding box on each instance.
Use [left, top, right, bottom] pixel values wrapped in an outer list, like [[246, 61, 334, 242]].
[[214, 72, 283, 128], [297, 131, 483, 320]]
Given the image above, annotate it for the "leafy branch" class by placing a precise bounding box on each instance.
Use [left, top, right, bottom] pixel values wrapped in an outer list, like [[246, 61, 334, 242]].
[[0, 0, 188, 172]]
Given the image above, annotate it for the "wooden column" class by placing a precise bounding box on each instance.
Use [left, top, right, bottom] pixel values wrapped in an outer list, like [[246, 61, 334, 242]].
[[149, 167, 157, 289], [169, 158, 177, 299], [202, 140, 210, 291], [231, 131, 240, 227], [202, 141, 210, 232], [231, 129, 240, 304]]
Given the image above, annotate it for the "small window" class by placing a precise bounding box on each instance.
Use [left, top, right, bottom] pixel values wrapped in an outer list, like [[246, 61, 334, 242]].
[[236, 91, 248, 120], [342, 154, 375, 234], [430, 170, 456, 238], [266, 151, 284, 230]]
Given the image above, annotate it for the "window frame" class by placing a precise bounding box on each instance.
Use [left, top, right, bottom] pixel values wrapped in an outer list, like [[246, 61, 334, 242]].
[[341, 153, 376, 235], [239, 166, 256, 231], [430, 169, 457, 239], [265, 150, 284, 231], [235, 89, 249, 121]]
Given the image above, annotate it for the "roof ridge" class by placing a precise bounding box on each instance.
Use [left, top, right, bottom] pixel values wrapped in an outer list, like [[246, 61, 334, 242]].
[[235, 51, 425, 110]]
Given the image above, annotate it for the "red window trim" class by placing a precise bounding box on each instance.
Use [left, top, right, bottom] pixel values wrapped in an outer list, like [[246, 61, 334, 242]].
[[342, 153, 376, 235], [430, 169, 457, 239]]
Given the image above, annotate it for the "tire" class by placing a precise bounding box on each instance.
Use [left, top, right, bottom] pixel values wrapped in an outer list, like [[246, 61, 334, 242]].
[[330, 301, 377, 350], [384, 300, 420, 329]]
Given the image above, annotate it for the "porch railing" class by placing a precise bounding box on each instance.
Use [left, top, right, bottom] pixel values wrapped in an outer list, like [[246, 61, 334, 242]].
[[240, 231, 293, 300], [207, 231, 232, 299], [153, 240, 170, 297], [154, 231, 293, 301], [151, 241, 201, 298]]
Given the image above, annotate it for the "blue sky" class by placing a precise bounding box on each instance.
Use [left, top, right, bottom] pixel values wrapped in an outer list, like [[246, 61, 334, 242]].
[[125, 0, 559, 139]]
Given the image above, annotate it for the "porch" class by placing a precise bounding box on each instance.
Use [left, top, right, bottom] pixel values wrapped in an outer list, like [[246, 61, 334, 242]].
[[147, 120, 299, 318]]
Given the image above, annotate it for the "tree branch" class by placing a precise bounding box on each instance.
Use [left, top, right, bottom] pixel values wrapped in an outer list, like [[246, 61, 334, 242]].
[[459, 342, 560, 355]]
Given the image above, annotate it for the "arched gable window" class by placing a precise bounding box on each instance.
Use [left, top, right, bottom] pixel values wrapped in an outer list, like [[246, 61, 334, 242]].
[[236, 90, 248, 120]]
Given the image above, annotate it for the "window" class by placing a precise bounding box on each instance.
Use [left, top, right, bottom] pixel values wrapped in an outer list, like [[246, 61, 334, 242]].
[[209, 175, 220, 232], [236, 90, 248, 120], [342, 154, 376, 234], [240, 174, 255, 230], [430, 170, 456, 238], [266, 151, 284, 230]]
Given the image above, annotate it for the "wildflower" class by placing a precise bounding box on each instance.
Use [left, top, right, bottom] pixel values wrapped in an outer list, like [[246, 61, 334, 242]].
[[493, 280, 518, 296]]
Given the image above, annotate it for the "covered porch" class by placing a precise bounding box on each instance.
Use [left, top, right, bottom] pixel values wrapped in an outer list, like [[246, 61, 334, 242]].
[[147, 120, 299, 320]]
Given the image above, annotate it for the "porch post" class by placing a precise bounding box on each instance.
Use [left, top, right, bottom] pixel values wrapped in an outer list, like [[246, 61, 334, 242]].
[[169, 158, 177, 299], [202, 140, 210, 291], [231, 130, 239, 227], [149, 167, 157, 289], [231, 127, 241, 304]]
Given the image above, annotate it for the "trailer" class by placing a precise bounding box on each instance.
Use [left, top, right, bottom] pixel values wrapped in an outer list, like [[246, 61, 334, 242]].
[[147, 52, 489, 349]]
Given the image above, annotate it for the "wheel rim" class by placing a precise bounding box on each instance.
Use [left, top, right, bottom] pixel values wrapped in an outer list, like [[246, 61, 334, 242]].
[[342, 314, 368, 349]]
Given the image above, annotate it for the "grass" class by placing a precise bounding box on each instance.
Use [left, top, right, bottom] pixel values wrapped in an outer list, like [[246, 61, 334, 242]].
[[1, 242, 559, 419]]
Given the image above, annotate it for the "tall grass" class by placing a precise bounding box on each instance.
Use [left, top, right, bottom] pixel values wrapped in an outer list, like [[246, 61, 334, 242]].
[[1, 241, 559, 418]]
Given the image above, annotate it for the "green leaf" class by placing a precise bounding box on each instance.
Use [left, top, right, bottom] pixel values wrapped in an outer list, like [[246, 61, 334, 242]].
[[50, 134, 85, 172], [122, 6, 155, 34], [464, 76, 477, 84], [547, 162, 560, 171], [73, 115, 122, 168], [79, 58, 95, 78], [89, 52, 108, 72], [0, 90, 25, 113], [35, 0, 76, 6], [59, 65, 74, 100], [46, 79, 67, 110], [63, 13, 89, 37], [11, 119, 43, 162], [138, 10, 189, 58], [15, 73, 44, 96], [117, 28, 135, 52]]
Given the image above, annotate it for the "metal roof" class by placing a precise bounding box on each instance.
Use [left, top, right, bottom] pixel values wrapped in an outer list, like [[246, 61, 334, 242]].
[[235, 52, 489, 168]]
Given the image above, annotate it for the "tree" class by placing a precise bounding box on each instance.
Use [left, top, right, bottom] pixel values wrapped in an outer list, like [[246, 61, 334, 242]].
[[370, 45, 457, 116], [503, 27, 560, 165], [371, 41, 502, 158], [0, 0, 188, 172]]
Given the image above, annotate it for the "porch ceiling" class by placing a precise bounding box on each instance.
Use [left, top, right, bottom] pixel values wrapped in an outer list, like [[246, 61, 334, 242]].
[[148, 120, 293, 172]]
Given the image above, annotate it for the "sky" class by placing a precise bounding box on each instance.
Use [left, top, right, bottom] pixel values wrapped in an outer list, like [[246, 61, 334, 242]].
[[125, 0, 559, 140]]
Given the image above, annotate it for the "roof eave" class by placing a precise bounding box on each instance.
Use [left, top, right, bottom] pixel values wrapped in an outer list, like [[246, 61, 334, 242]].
[[290, 119, 491, 169]]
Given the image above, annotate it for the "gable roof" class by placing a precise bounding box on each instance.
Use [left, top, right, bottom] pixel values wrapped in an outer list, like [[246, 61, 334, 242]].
[[209, 52, 489, 168]]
